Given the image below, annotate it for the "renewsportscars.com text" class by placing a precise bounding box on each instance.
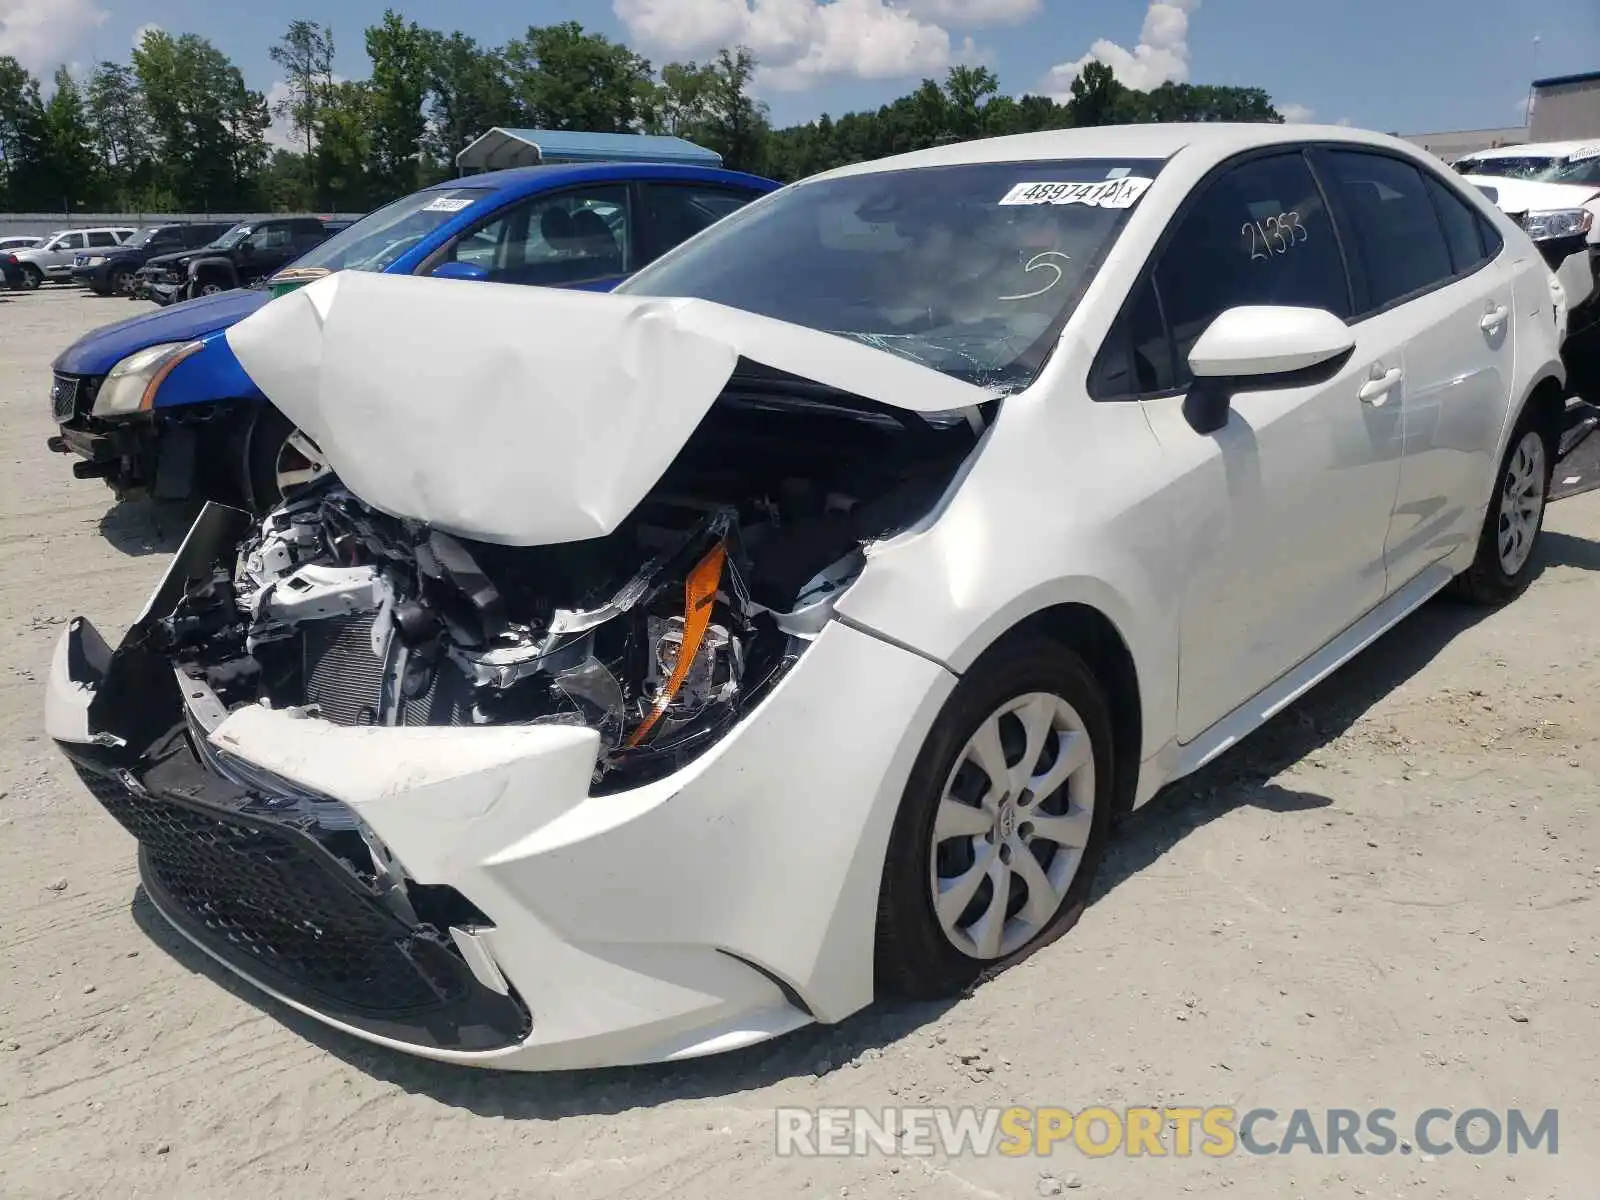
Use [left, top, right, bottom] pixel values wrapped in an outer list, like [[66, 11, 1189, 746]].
[[774, 1106, 1559, 1158]]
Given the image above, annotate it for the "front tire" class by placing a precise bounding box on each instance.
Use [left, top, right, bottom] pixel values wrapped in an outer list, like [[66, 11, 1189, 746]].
[[875, 634, 1114, 1000], [1451, 405, 1555, 605], [107, 265, 134, 296], [19, 263, 42, 289]]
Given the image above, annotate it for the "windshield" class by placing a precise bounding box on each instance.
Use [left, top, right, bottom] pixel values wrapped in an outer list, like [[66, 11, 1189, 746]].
[[286, 187, 493, 274], [618, 159, 1162, 392], [1533, 152, 1600, 187], [1456, 155, 1567, 180], [209, 223, 252, 251]]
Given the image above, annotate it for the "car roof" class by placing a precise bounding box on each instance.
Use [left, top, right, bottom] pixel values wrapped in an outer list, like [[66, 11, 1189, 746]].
[[425, 160, 778, 198], [802, 122, 1426, 183]]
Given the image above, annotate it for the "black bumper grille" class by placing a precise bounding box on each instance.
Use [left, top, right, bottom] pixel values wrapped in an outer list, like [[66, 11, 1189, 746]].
[[72, 760, 462, 1013], [64, 747, 531, 1049]]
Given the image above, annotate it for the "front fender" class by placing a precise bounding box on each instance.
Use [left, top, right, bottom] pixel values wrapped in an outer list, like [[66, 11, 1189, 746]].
[[186, 256, 240, 287], [833, 381, 1180, 764], [150, 329, 266, 410]]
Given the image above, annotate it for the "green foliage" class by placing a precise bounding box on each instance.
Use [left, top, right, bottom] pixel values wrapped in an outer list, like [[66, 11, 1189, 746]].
[[1, 20, 1284, 214]]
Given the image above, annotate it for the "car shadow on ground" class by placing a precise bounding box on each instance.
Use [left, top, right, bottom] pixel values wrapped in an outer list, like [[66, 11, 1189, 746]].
[[125, 540, 1600, 1116], [97, 496, 205, 556]]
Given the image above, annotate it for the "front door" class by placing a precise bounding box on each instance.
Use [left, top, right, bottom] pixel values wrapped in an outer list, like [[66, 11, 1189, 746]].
[[428, 184, 633, 291], [1126, 150, 1404, 741]]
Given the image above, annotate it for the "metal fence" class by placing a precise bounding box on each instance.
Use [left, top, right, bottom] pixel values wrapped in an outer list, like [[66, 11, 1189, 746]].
[[0, 212, 366, 238]]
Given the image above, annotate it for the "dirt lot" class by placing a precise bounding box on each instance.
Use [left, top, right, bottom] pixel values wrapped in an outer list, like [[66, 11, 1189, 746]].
[[2, 287, 1598, 1198]]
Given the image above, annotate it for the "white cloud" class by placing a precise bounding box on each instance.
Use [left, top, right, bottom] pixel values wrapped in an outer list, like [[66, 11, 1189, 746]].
[[132, 22, 162, 52], [1335, 115, 1353, 127], [900, 0, 1041, 21], [0, 0, 108, 72], [1039, 0, 1200, 100], [1279, 102, 1314, 123], [612, 0, 991, 90]]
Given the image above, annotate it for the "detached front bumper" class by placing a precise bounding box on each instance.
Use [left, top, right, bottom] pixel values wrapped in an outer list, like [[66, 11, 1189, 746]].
[[44, 506, 954, 1070]]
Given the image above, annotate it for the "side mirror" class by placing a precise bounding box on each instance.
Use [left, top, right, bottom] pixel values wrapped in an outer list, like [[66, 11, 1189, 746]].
[[1183, 306, 1355, 434], [432, 260, 489, 282]]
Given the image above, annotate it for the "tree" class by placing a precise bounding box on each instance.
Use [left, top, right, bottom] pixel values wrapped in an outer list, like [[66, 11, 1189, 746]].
[[503, 22, 655, 133], [1066, 61, 1123, 127], [943, 64, 999, 139], [364, 10, 430, 194], [0, 56, 49, 209], [270, 20, 335, 160], [134, 31, 269, 209], [314, 81, 376, 209], [660, 46, 770, 174], [85, 63, 149, 176], [423, 32, 516, 169], [41, 66, 102, 208]]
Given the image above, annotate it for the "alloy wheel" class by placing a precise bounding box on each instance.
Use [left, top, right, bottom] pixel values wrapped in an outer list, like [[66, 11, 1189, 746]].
[[274, 428, 332, 496], [929, 692, 1096, 959], [1497, 430, 1546, 576]]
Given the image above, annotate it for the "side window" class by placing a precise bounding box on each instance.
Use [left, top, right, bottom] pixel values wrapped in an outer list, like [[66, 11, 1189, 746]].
[[637, 184, 760, 266], [1421, 172, 1490, 276], [86, 231, 118, 248], [252, 225, 293, 251], [1476, 213, 1504, 260], [1320, 151, 1456, 313], [1089, 275, 1174, 399], [440, 185, 629, 286], [1153, 152, 1351, 390], [58, 233, 87, 251]]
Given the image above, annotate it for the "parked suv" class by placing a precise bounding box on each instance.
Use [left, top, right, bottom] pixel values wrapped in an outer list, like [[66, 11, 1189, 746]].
[[132, 217, 332, 305], [72, 223, 233, 296], [11, 228, 136, 287]]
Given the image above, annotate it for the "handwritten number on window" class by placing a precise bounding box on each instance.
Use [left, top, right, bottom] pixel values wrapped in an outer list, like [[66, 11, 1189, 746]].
[[998, 250, 1072, 301], [1244, 210, 1308, 262]]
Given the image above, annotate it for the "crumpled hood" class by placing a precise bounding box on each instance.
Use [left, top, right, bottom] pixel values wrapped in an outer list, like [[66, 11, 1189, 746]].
[[225, 270, 993, 547], [1467, 175, 1600, 236]]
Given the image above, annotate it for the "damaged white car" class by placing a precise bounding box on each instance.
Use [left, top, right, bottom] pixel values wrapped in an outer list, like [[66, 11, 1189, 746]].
[[47, 125, 1569, 1071]]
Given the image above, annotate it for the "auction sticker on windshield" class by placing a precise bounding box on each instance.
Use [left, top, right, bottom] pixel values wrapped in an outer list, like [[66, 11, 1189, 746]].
[[999, 178, 1153, 208], [423, 196, 475, 213]]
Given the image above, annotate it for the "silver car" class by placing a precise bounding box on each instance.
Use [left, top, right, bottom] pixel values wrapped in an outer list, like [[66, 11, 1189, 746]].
[[11, 227, 136, 288]]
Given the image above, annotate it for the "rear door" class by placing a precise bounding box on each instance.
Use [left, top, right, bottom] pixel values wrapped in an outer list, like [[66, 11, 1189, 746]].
[[634, 181, 766, 269], [1316, 149, 1513, 587]]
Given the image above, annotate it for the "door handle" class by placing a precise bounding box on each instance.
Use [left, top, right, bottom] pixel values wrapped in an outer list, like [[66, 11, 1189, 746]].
[[1480, 304, 1509, 331], [1358, 367, 1403, 405]]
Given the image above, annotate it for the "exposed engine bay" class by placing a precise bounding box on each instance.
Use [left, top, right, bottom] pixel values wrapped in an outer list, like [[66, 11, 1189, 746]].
[[146, 367, 986, 800]]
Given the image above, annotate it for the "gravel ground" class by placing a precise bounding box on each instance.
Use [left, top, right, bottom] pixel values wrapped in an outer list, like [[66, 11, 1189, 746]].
[[2, 287, 1598, 1199]]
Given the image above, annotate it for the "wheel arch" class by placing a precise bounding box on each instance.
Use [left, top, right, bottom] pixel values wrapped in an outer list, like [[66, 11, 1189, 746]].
[[952, 600, 1145, 823], [1009, 604, 1142, 822]]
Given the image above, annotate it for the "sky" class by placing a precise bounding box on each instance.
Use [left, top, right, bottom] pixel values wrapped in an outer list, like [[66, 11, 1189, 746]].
[[3, 0, 1598, 145]]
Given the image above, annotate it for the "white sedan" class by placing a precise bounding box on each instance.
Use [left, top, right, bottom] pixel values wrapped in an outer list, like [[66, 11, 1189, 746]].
[[46, 123, 1568, 1071]]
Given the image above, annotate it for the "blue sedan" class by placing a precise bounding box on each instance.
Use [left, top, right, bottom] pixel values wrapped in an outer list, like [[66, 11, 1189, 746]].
[[48, 160, 779, 509]]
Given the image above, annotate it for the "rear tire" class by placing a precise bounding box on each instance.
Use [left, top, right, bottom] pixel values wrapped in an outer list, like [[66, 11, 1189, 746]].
[[1451, 404, 1555, 606], [875, 634, 1115, 1000]]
